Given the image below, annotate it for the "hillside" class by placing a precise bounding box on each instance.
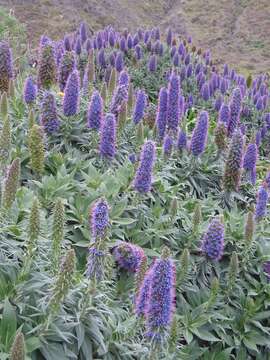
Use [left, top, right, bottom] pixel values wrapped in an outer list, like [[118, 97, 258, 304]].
[[0, 0, 270, 74]]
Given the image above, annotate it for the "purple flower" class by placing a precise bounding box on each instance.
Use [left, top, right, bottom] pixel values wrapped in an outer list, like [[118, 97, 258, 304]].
[[115, 52, 124, 72], [265, 171, 270, 190], [201, 83, 210, 101], [166, 28, 173, 46], [90, 198, 109, 241], [87, 90, 103, 130], [135, 267, 153, 317], [63, 70, 80, 116], [184, 53, 191, 66], [256, 97, 263, 111], [214, 96, 223, 112], [218, 103, 230, 125], [228, 88, 242, 137], [263, 261, 270, 281], [85, 38, 92, 53], [156, 87, 168, 141], [23, 76, 37, 105], [127, 34, 133, 49], [148, 55, 157, 72], [167, 73, 180, 132], [170, 46, 176, 58], [133, 90, 147, 125], [163, 134, 174, 156], [255, 185, 268, 221], [133, 34, 139, 47], [186, 64, 193, 78], [177, 129, 187, 150], [74, 38, 82, 55], [145, 254, 176, 340], [80, 22, 87, 44], [220, 78, 227, 95], [118, 70, 129, 87], [134, 140, 156, 193], [172, 53, 180, 67], [99, 113, 116, 159], [190, 111, 209, 156], [40, 92, 60, 134], [135, 45, 142, 60], [64, 35, 72, 51], [201, 216, 224, 261], [144, 31, 150, 44], [128, 153, 137, 163], [58, 51, 76, 91], [110, 85, 128, 116], [120, 37, 126, 52], [113, 241, 145, 272], [180, 67, 186, 81], [37, 42, 56, 89], [223, 64, 229, 77], [96, 31, 103, 49], [243, 142, 257, 185]]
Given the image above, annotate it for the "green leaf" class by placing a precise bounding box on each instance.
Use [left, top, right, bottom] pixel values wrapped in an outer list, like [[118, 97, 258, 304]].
[[0, 298, 17, 351], [112, 218, 137, 225], [192, 328, 220, 342]]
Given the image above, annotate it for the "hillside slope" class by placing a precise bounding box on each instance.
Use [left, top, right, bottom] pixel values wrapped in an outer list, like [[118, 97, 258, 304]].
[[1, 0, 270, 73]]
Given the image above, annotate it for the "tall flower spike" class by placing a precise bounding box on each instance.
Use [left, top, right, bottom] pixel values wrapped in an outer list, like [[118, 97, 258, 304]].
[[255, 185, 268, 222], [28, 125, 45, 174], [148, 55, 157, 72], [10, 332, 25, 360], [90, 198, 109, 241], [52, 198, 65, 272], [190, 111, 209, 157], [135, 265, 153, 317], [133, 90, 147, 125], [63, 70, 80, 116], [223, 130, 244, 192], [163, 134, 174, 157], [49, 249, 75, 312], [244, 207, 255, 247], [145, 247, 176, 341], [177, 129, 187, 151], [99, 113, 116, 159], [167, 73, 180, 132], [243, 141, 257, 185], [37, 42, 57, 89], [110, 84, 128, 116], [201, 216, 224, 261], [40, 92, 60, 134], [28, 198, 40, 256], [156, 87, 168, 141], [0, 41, 13, 93], [227, 252, 239, 292], [23, 76, 37, 105], [1, 158, 20, 210], [227, 88, 242, 137], [133, 140, 156, 193], [113, 241, 145, 272], [0, 115, 11, 164], [218, 103, 230, 125], [0, 92, 8, 117], [214, 121, 227, 153], [87, 90, 103, 130], [58, 51, 76, 91], [108, 67, 117, 95]]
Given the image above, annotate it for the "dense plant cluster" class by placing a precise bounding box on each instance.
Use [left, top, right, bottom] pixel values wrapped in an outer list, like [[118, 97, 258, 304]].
[[0, 22, 270, 360]]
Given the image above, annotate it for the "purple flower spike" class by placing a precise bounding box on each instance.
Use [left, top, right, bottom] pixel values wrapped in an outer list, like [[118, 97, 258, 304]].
[[201, 83, 210, 101], [148, 55, 157, 72], [190, 111, 209, 156], [75, 38, 82, 55], [90, 198, 109, 241], [87, 90, 103, 130], [118, 70, 130, 87], [201, 216, 224, 261], [156, 87, 168, 141], [255, 185, 268, 221], [145, 254, 176, 341], [177, 129, 187, 150], [58, 51, 76, 91], [64, 36, 72, 51], [135, 267, 153, 317], [265, 171, 270, 190], [134, 140, 156, 193], [228, 88, 242, 137], [218, 103, 230, 125], [63, 70, 80, 117], [40, 92, 60, 134], [99, 113, 116, 159], [98, 49, 106, 68], [133, 90, 147, 125], [166, 28, 173, 46], [80, 22, 87, 44], [120, 37, 126, 52], [113, 241, 145, 272], [115, 52, 124, 72], [263, 262, 270, 281], [167, 73, 180, 132], [23, 76, 37, 105], [163, 134, 174, 157], [135, 45, 143, 60], [243, 142, 257, 185], [85, 38, 92, 53], [214, 96, 223, 112]]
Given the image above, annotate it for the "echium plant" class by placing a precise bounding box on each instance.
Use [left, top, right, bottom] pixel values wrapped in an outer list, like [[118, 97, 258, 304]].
[[10, 332, 25, 360], [1, 158, 20, 210], [63, 70, 80, 117], [133, 140, 156, 193], [223, 129, 244, 193], [23, 76, 37, 105], [37, 42, 57, 89], [0, 115, 11, 165], [87, 90, 103, 130], [190, 111, 209, 157], [0, 41, 13, 93], [156, 87, 168, 141], [113, 241, 145, 273], [28, 125, 45, 174], [40, 92, 60, 134], [51, 198, 65, 273], [58, 50, 76, 91], [87, 198, 110, 281], [201, 215, 225, 261], [99, 113, 116, 159]]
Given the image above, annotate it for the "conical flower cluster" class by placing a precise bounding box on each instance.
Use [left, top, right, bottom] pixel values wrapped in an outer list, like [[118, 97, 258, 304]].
[[28, 125, 45, 174], [190, 111, 209, 156], [113, 241, 145, 272], [0, 41, 13, 93], [1, 158, 21, 210], [58, 51, 76, 91], [37, 42, 57, 89], [63, 70, 80, 116], [201, 216, 224, 261], [40, 92, 60, 134], [134, 140, 156, 193]]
